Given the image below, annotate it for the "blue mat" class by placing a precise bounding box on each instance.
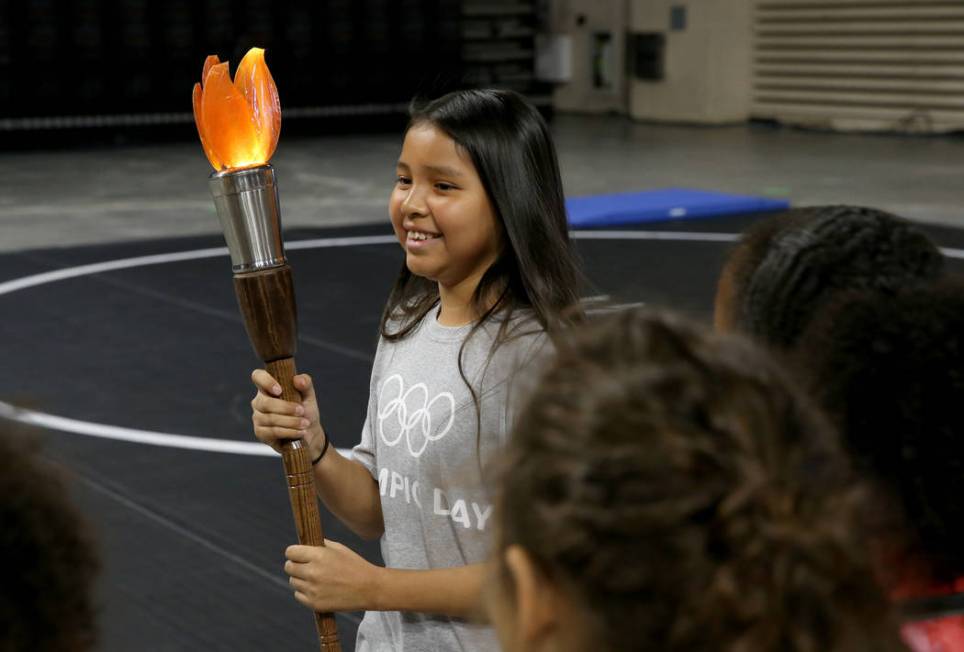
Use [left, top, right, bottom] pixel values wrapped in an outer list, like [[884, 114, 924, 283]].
[[566, 188, 790, 228]]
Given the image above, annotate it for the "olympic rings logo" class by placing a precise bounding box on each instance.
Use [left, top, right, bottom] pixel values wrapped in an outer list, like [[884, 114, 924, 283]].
[[377, 374, 455, 458]]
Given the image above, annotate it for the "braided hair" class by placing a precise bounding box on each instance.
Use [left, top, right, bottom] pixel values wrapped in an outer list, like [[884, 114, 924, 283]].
[[494, 309, 904, 652], [796, 279, 964, 587], [718, 205, 943, 348]]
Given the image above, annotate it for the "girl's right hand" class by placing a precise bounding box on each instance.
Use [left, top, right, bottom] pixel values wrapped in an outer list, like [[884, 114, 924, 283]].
[[250, 369, 327, 458]]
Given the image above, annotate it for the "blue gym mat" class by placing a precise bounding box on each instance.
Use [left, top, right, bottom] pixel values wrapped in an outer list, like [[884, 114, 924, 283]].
[[566, 188, 790, 228]]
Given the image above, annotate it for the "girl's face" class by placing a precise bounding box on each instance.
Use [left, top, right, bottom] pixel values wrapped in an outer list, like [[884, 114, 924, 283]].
[[390, 123, 502, 288]]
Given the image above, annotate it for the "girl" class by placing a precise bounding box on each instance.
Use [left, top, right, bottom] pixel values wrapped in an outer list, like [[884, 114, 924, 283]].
[[485, 308, 906, 652], [251, 89, 582, 651]]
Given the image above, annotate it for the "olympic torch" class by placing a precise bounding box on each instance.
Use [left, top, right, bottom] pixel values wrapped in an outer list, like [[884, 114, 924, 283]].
[[192, 48, 341, 651]]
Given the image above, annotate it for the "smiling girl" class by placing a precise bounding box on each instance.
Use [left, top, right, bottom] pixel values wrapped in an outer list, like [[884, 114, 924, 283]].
[[250, 89, 582, 650]]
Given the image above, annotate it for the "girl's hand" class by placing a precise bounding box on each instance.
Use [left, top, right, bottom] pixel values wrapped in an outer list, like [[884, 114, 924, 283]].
[[250, 370, 326, 458], [285, 541, 382, 613]]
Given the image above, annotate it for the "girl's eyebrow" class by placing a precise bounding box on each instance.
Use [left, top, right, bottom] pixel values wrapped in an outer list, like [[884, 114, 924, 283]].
[[395, 160, 463, 178], [424, 164, 463, 178]]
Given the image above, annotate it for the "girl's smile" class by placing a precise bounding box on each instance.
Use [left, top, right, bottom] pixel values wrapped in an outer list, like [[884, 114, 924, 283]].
[[404, 225, 444, 250]]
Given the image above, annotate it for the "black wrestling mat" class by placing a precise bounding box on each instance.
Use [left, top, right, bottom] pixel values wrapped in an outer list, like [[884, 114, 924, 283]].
[[1, 217, 962, 651]]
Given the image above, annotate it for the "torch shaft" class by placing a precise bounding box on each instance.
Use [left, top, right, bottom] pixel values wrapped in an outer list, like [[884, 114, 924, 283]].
[[265, 356, 342, 652], [230, 263, 342, 652]]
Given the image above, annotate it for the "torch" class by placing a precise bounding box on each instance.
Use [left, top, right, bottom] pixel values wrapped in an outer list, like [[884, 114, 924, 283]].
[[192, 48, 342, 651]]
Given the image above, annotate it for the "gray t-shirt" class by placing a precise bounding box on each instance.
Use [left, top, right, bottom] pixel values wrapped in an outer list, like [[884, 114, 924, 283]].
[[352, 309, 547, 652]]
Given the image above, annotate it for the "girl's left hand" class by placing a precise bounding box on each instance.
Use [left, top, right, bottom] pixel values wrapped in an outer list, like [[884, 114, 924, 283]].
[[285, 541, 381, 613]]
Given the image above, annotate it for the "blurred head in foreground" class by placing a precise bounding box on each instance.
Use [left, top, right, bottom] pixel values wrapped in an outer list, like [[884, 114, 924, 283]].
[[486, 309, 905, 652], [0, 426, 99, 651]]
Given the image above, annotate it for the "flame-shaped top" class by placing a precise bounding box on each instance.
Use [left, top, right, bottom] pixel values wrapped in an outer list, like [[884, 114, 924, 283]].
[[192, 48, 281, 172]]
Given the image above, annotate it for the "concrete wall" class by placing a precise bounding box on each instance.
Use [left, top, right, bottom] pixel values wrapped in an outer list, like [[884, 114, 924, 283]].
[[628, 1, 752, 124], [547, 0, 629, 114]]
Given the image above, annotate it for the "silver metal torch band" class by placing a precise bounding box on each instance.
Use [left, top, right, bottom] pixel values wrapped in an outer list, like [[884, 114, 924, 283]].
[[208, 164, 287, 273]]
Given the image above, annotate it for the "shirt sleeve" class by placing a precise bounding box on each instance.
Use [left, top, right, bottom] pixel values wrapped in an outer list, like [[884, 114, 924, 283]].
[[351, 412, 377, 479], [504, 332, 553, 437], [351, 336, 387, 479]]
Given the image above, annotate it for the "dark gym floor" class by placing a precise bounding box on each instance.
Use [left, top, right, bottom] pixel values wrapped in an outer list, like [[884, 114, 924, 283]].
[[2, 215, 963, 651]]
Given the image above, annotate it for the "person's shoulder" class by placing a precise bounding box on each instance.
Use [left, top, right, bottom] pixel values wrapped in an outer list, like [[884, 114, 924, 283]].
[[505, 307, 543, 334], [372, 307, 438, 365], [483, 309, 553, 371], [484, 308, 543, 344]]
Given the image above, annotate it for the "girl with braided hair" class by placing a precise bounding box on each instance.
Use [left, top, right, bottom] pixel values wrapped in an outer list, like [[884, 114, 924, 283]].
[[714, 205, 943, 349], [484, 308, 906, 652]]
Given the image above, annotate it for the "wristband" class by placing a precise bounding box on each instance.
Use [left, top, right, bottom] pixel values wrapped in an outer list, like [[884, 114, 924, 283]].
[[311, 436, 330, 466]]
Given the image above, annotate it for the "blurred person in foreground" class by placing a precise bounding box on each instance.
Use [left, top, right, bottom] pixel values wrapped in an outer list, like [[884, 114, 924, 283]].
[[0, 425, 99, 651], [483, 308, 906, 652]]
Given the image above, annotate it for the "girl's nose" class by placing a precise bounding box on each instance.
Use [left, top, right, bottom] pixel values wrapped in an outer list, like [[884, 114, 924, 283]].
[[401, 186, 428, 219]]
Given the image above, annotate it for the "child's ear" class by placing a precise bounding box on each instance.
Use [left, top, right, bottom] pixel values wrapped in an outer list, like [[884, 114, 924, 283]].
[[504, 545, 558, 646]]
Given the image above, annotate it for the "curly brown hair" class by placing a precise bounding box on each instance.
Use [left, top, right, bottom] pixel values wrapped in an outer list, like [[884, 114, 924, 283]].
[[0, 426, 99, 651], [495, 309, 905, 652]]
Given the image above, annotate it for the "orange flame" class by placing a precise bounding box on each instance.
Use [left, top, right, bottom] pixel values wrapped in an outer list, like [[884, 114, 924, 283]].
[[192, 48, 281, 172]]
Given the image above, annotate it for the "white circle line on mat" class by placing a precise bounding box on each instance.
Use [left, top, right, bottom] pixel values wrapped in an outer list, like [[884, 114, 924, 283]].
[[0, 230, 961, 456], [0, 401, 308, 457]]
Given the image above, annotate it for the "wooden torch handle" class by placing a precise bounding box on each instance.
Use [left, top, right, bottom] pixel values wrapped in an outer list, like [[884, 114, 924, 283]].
[[265, 356, 342, 652], [234, 266, 341, 652]]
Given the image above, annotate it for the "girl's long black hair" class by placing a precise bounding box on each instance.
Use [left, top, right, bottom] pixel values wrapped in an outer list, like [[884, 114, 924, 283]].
[[379, 89, 583, 462]]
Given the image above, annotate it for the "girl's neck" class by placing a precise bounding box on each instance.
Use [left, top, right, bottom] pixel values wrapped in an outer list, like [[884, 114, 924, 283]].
[[436, 272, 500, 327]]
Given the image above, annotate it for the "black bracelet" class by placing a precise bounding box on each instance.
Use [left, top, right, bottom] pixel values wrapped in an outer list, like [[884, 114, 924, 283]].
[[311, 436, 330, 466]]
